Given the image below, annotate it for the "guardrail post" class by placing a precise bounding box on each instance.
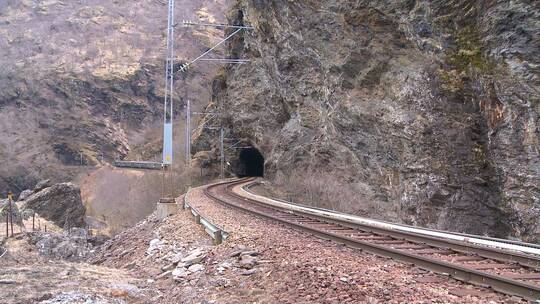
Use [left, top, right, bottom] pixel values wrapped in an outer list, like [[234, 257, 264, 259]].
[[214, 230, 223, 245], [195, 214, 201, 224]]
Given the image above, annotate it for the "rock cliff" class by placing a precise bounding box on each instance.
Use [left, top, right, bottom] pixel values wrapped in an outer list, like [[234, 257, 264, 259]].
[[194, 1, 540, 242]]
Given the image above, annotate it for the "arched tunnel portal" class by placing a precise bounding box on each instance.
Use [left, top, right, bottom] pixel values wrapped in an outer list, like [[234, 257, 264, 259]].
[[237, 147, 264, 177]]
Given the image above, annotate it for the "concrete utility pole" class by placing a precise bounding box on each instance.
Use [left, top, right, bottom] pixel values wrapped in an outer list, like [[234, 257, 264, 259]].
[[162, 0, 175, 167], [158, 0, 175, 201]]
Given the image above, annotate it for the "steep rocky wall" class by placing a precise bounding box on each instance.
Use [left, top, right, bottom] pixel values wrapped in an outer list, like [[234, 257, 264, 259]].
[[194, 1, 540, 242]]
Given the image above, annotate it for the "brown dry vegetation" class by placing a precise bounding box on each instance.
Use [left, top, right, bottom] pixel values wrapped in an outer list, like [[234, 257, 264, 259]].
[[77, 158, 212, 236], [262, 169, 399, 221]]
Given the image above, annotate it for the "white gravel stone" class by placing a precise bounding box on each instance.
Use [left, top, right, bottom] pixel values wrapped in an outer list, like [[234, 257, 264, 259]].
[[188, 264, 205, 273]]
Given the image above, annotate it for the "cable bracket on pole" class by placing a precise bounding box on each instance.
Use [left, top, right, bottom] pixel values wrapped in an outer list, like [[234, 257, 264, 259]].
[[178, 20, 252, 72]]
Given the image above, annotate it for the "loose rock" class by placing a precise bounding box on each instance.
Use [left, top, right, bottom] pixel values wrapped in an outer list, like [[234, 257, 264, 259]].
[[28, 229, 91, 261], [172, 267, 189, 281], [239, 254, 258, 269], [181, 248, 206, 267], [188, 264, 205, 273], [147, 239, 165, 255]]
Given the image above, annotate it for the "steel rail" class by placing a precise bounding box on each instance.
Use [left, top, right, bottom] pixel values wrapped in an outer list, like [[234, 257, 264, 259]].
[[235, 183, 540, 269], [204, 179, 540, 301], [243, 182, 540, 252]]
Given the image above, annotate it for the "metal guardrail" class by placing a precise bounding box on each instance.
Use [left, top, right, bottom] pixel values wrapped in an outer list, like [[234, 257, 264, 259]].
[[113, 161, 164, 170], [183, 189, 229, 245]]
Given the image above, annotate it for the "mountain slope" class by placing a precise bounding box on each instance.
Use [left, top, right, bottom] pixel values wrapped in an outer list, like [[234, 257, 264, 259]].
[[0, 0, 231, 193]]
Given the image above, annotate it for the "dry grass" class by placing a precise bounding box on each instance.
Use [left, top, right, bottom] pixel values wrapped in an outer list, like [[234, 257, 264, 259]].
[[270, 168, 399, 221], [77, 161, 210, 236]]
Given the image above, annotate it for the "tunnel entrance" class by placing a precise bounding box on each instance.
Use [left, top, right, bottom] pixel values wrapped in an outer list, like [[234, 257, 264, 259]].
[[239, 148, 264, 177]]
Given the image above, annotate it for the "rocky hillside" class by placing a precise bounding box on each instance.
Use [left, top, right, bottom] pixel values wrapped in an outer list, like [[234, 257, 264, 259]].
[[0, 0, 231, 193], [194, 1, 540, 242]]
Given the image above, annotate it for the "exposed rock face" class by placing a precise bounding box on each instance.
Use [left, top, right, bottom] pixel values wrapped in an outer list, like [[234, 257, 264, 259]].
[[194, 1, 540, 241], [24, 183, 86, 228]]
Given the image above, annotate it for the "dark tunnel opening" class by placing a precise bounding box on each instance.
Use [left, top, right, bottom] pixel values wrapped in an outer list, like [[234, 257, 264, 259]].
[[239, 148, 264, 177]]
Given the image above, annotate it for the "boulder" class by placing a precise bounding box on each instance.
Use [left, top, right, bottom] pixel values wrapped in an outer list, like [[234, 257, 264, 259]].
[[187, 264, 204, 273], [157, 270, 172, 279], [181, 249, 206, 267], [241, 269, 257, 276], [87, 234, 110, 247], [162, 263, 176, 272], [34, 179, 51, 192], [147, 238, 166, 255], [37, 291, 108, 303], [17, 190, 33, 201], [239, 254, 258, 269], [172, 267, 189, 281], [23, 183, 86, 228]]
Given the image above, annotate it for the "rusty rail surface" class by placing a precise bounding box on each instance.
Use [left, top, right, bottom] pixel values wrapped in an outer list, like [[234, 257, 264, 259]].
[[243, 182, 540, 253], [204, 178, 540, 301]]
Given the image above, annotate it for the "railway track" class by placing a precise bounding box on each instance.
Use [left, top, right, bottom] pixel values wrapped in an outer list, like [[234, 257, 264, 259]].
[[204, 178, 540, 301]]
